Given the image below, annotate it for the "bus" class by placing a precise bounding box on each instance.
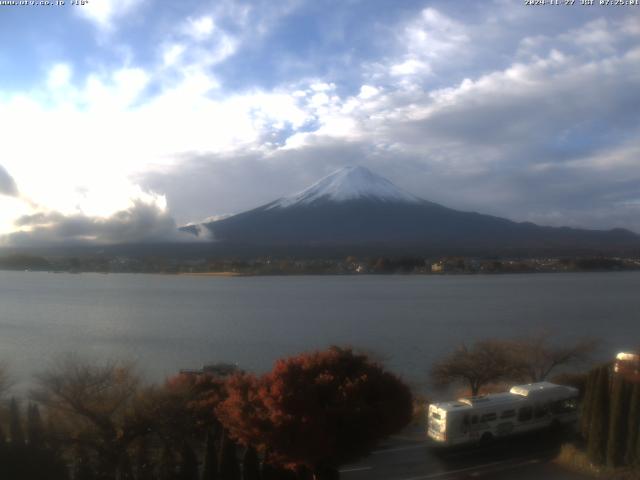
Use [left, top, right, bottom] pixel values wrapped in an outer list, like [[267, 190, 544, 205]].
[[427, 382, 579, 446]]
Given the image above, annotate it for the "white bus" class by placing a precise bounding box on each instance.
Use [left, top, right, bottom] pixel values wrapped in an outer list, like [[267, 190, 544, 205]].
[[427, 382, 578, 446]]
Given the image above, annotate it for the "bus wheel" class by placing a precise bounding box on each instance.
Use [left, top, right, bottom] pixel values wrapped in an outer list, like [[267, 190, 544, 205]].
[[480, 432, 494, 445]]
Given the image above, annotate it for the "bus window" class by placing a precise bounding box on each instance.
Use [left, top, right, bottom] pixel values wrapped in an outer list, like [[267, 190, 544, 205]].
[[518, 406, 533, 422], [481, 413, 497, 422], [552, 398, 577, 414], [500, 409, 516, 419], [534, 403, 548, 418], [461, 415, 470, 432], [471, 415, 478, 425]]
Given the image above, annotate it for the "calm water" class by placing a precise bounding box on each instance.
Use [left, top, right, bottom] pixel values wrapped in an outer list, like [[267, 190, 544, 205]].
[[1, 271, 639, 390]]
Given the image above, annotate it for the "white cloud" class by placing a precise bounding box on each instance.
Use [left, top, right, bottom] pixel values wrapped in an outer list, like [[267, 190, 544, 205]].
[[76, 0, 145, 30], [47, 64, 72, 89], [3, 5, 640, 240], [162, 44, 186, 67], [187, 16, 216, 40]]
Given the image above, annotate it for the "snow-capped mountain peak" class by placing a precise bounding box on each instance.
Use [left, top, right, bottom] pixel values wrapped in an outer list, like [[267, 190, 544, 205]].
[[269, 165, 422, 209]]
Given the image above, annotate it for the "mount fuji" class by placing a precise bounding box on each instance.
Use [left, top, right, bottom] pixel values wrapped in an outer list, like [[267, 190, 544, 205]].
[[185, 166, 638, 253]]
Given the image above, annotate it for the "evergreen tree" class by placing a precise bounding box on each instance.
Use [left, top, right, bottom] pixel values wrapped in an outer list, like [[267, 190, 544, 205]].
[[0, 424, 6, 448], [159, 444, 178, 480], [580, 369, 596, 438], [134, 438, 154, 480], [9, 397, 25, 446], [627, 382, 640, 466], [26, 403, 45, 450], [74, 448, 97, 480], [202, 430, 219, 480], [587, 365, 610, 465], [118, 451, 134, 480], [218, 431, 240, 480], [606, 376, 630, 467], [242, 447, 260, 480], [179, 443, 199, 480]]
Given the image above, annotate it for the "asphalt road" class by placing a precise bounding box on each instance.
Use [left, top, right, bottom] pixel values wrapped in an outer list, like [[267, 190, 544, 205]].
[[339, 426, 589, 480]]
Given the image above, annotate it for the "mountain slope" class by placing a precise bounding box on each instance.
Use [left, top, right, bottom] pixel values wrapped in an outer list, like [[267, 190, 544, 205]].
[[192, 166, 638, 252]]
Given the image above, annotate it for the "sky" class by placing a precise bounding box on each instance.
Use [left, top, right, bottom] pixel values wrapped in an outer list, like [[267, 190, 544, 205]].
[[0, 0, 638, 245]]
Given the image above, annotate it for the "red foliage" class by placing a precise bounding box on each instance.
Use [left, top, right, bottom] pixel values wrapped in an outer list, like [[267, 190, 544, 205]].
[[166, 371, 228, 429], [217, 347, 413, 472]]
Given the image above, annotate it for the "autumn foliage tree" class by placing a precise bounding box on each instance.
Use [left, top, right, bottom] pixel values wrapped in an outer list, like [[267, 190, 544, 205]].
[[217, 347, 413, 480]]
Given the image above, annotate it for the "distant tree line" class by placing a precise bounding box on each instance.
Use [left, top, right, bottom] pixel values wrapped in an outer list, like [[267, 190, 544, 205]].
[[0, 347, 413, 480]]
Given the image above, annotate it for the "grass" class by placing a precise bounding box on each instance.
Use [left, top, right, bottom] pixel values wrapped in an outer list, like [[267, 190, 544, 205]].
[[555, 443, 640, 479]]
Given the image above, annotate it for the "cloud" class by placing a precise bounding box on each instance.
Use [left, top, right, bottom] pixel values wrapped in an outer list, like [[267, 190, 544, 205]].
[[2, 2, 640, 245], [76, 0, 146, 30], [139, 14, 640, 234], [5, 201, 194, 247], [0, 165, 18, 197]]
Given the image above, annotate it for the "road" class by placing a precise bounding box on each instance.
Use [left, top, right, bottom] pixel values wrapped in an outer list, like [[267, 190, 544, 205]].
[[339, 426, 588, 480]]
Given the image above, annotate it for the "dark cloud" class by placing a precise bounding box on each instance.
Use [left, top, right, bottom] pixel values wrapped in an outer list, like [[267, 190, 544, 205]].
[[6, 202, 196, 247], [0, 164, 18, 197]]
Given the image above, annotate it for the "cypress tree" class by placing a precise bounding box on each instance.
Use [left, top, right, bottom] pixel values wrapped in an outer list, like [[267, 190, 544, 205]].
[[74, 448, 96, 480], [580, 369, 597, 438], [26, 403, 45, 450], [134, 438, 154, 480], [587, 365, 610, 465], [118, 452, 134, 480], [260, 457, 278, 480], [202, 430, 219, 480], [0, 424, 6, 448], [9, 397, 25, 446], [606, 376, 630, 467], [218, 432, 240, 480], [627, 382, 640, 466], [179, 443, 199, 480], [159, 444, 178, 480], [242, 447, 260, 480]]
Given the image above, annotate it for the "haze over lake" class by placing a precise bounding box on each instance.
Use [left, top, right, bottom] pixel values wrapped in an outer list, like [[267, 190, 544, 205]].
[[2, 271, 638, 390]]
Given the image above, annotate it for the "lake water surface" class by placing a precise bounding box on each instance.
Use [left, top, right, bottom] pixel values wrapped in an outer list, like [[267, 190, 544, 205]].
[[1, 271, 639, 390]]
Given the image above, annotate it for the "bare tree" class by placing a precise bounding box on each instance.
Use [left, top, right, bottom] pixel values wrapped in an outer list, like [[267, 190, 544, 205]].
[[430, 340, 515, 397], [31, 356, 149, 479], [506, 332, 597, 383]]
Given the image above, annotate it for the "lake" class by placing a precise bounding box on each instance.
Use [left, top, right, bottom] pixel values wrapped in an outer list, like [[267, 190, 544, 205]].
[[1, 271, 638, 391]]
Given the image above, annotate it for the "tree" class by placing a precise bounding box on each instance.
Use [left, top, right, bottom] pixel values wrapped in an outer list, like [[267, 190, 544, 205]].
[[218, 347, 413, 479], [242, 447, 260, 480], [218, 431, 241, 480], [587, 365, 610, 465], [0, 362, 11, 399], [201, 430, 219, 480], [133, 437, 154, 480], [580, 369, 598, 438], [431, 340, 514, 396], [27, 403, 45, 449], [507, 333, 597, 383], [32, 357, 148, 480], [625, 382, 640, 465], [179, 443, 199, 480], [9, 397, 25, 446], [606, 375, 630, 467]]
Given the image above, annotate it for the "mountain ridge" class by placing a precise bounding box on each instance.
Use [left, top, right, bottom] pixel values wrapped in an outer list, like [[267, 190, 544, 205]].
[[184, 166, 639, 252]]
